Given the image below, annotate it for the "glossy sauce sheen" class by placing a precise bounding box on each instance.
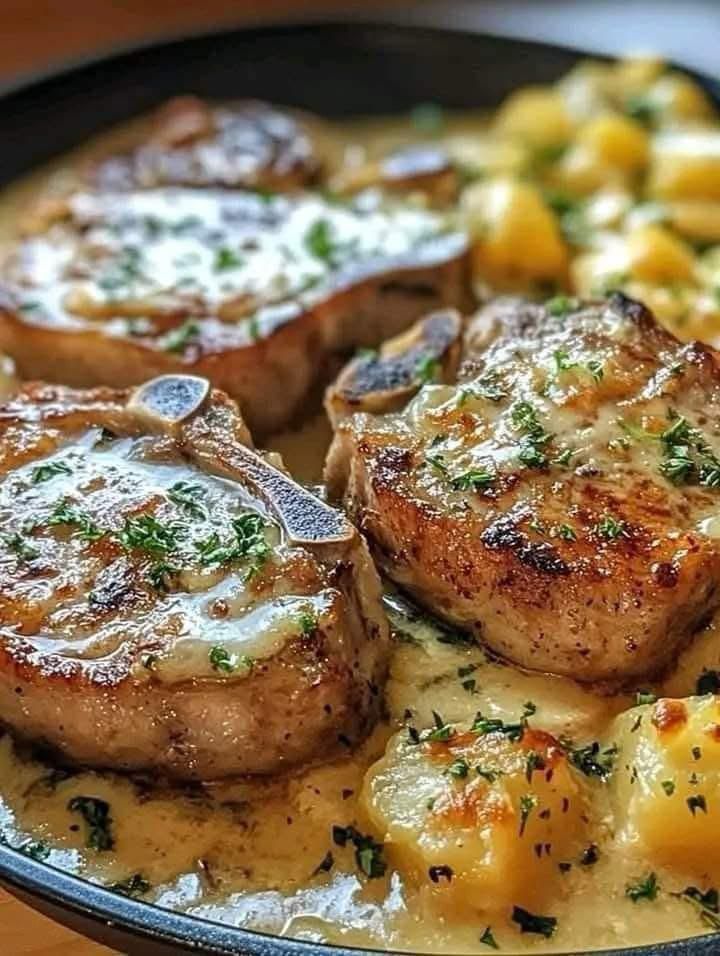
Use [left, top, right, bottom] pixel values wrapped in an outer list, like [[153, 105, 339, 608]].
[[1, 101, 720, 955]]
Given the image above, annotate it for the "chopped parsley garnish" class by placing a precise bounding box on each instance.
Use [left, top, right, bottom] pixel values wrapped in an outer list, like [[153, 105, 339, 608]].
[[108, 873, 151, 897], [471, 712, 525, 742], [416, 354, 440, 384], [511, 401, 553, 469], [511, 905, 557, 938], [31, 461, 72, 484], [209, 645, 253, 675], [451, 468, 496, 491], [421, 711, 455, 743], [469, 374, 507, 403], [545, 295, 578, 317], [556, 523, 576, 541], [525, 751, 546, 782], [626, 872, 659, 902], [298, 610, 318, 635], [168, 481, 207, 519], [305, 218, 337, 264], [661, 779, 675, 796], [586, 358, 605, 383], [687, 794, 707, 816], [479, 926, 499, 949], [3, 532, 39, 561], [163, 319, 200, 353], [446, 757, 470, 779], [195, 512, 269, 574], [332, 825, 386, 879], [147, 561, 177, 591], [553, 348, 577, 372], [119, 514, 177, 555], [635, 691, 658, 706], [565, 740, 617, 778], [518, 793, 537, 836], [67, 796, 114, 852], [17, 841, 51, 861], [593, 515, 629, 541], [213, 247, 243, 272], [48, 502, 106, 543]]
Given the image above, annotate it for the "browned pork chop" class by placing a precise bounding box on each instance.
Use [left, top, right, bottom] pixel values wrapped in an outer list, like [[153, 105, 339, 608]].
[[326, 293, 720, 683], [0, 188, 469, 435], [0, 375, 388, 780], [89, 96, 324, 193]]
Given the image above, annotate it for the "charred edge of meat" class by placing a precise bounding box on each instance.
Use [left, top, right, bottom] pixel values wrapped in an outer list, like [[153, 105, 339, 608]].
[[481, 515, 571, 577]]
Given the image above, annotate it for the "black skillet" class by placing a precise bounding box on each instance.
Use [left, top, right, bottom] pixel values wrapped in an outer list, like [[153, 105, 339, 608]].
[[0, 17, 719, 956]]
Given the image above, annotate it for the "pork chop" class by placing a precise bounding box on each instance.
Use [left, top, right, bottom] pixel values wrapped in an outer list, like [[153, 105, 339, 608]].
[[0, 374, 389, 780], [326, 293, 720, 683], [0, 188, 469, 435]]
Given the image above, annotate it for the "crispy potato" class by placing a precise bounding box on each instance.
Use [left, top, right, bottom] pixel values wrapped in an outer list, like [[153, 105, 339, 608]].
[[361, 721, 589, 915], [612, 696, 720, 879], [627, 224, 695, 283]]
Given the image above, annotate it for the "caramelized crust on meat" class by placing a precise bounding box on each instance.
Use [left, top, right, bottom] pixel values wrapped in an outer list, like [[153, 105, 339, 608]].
[[327, 293, 720, 683], [0, 188, 469, 435], [0, 377, 389, 780], [88, 97, 325, 192]]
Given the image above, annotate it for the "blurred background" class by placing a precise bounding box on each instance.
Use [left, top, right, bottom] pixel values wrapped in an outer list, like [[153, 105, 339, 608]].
[[2, 0, 719, 89]]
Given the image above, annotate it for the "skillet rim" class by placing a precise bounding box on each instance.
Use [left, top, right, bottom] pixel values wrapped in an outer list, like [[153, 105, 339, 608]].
[[0, 15, 718, 956]]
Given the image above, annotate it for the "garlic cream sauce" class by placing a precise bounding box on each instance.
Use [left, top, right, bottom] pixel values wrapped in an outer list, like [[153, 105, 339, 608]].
[[0, 109, 719, 955]]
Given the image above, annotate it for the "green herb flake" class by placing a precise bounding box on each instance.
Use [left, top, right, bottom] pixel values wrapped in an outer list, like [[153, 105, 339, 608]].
[[48, 502, 106, 543], [661, 779, 676, 796], [108, 873, 151, 897], [519, 793, 537, 836], [545, 295, 578, 317], [3, 532, 40, 562], [213, 246, 243, 272], [479, 925, 499, 949], [416, 353, 440, 384], [687, 794, 708, 816], [593, 514, 630, 541], [446, 757, 470, 779], [67, 796, 114, 852], [511, 905, 557, 938], [209, 645, 253, 675], [118, 514, 177, 555], [168, 481, 206, 519], [31, 461, 72, 484], [626, 871, 659, 902], [163, 319, 200, 353]]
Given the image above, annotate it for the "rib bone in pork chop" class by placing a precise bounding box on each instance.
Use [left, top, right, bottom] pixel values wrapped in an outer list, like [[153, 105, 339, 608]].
[[0, 375, 389, 780], [0, 188, 468, 435], [326, 293, 720, 683]]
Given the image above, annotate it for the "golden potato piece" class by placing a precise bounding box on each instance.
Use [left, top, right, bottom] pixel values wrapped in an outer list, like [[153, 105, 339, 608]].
[[627, 224, 696, 284], [361, 718, 589, 915], [613, 696, 720, 879], [493, 88, 573, 149], [462, 178, 568, 286], [576, 113, 649, 172], [649, 131, 720, 200]]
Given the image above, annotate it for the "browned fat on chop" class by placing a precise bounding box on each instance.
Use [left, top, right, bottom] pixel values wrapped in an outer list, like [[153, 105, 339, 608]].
[[326, 293, 720, 683], [0, 375, 389, 780], [0, 188, 469, 435]]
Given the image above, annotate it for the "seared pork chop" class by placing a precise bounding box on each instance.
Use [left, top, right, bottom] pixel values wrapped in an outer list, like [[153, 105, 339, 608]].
[[326, 293, 720, 683], [0, 375, 388, 780], [0, 188, 469, 435], [89, 97, 324, 194]]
